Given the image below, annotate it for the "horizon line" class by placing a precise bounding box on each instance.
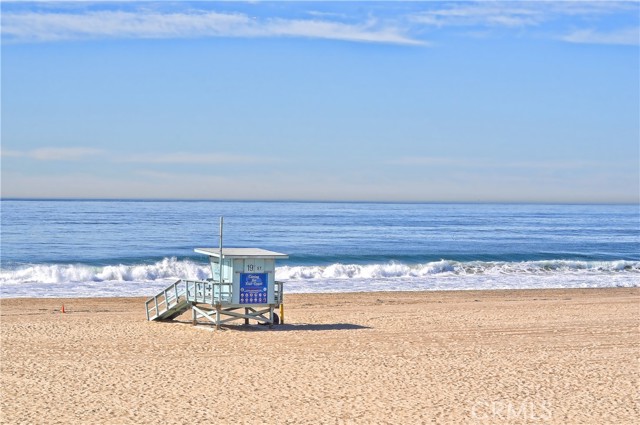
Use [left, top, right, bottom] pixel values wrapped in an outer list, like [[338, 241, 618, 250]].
[[1, 197, 638, 206]]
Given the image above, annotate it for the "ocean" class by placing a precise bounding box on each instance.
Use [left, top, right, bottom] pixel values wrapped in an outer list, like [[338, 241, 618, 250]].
[[1, 200, 638, 298]]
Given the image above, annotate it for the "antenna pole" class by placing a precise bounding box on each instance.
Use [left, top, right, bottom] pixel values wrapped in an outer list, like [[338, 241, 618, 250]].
[[219, 216, 224, 284]]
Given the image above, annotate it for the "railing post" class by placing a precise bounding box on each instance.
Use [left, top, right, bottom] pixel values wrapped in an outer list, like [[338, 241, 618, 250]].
[[269, 305, 274, 329], [154, 296, 159, 317]]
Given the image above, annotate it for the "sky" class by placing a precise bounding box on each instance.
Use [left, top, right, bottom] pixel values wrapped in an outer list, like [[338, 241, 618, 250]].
[[1, 1, 639, 203]]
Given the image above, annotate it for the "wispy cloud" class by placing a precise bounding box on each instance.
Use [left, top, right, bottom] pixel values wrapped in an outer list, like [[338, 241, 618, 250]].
[[560, 27, 640, 46], [410, 3, 544, 28], [389, 156, 475, 166], [1, 148, 277, 165], [410, 1, 637, 29], [2, 2, 635, 46], [1, 9, 423, 45], [262, 17, 423, 45], [120, 152, 280, 165], [407, 1, 639, 45], [2, 147, 104, 161], [389, 156, 607, 170]]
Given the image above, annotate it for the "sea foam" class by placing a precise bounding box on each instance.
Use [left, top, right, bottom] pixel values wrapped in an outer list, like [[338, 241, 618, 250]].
[[1, 258, 638, 298], [275, 259, 639, 280], [2, 258, 639, 285], [1, 257, 210, 285]]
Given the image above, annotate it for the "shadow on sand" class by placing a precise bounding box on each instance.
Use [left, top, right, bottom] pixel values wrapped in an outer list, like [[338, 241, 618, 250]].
[[261, 323, 370, 332], [168, 320, 371, 332]]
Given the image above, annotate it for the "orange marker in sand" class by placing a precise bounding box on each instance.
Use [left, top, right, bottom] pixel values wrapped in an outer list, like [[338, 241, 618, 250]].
[[61, 305, 65, 314]]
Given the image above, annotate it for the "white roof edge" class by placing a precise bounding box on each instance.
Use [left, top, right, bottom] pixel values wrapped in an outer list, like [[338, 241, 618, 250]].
[[194, 248, 289, 259]]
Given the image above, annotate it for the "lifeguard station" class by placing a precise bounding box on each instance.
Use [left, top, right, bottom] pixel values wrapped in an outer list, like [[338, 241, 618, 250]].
[[145, 246, 288, 329]]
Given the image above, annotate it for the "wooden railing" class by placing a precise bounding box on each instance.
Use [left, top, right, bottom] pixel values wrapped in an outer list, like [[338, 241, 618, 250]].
[[274, 280, 284, 306], [185, 279, 233, 305], [145, 279, 186, 320], [146, 278, 285, 321]]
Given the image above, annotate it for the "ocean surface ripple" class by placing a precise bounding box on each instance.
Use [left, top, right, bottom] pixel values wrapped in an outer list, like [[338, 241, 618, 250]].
[[1, 201, 638, 297]]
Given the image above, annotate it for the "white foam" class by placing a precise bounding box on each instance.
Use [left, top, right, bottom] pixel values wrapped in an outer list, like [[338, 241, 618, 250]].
[[274, 260, 640, 280], [0, 257, 211, 285], [1, 258, 638, 298]]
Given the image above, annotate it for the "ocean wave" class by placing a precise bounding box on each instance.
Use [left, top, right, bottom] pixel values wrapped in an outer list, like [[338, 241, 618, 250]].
[[0, 257, 211, 285], [1, 258, 638, 285], [1, 258, 639, 298], [276, 259, 640, 280]]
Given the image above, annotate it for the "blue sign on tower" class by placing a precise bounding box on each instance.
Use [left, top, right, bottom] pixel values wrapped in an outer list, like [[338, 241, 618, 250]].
[[239, 273, 268, 304]]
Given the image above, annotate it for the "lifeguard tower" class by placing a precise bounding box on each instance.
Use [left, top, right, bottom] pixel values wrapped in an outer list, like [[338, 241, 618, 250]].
[[145, 247, 288, 329]]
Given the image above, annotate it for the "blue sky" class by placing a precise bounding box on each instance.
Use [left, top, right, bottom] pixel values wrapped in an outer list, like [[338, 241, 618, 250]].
[[1, 1, 638, 202]]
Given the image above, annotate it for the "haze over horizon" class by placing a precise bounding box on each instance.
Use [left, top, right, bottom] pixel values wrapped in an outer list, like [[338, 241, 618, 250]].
[[2, 1, 639, 203]]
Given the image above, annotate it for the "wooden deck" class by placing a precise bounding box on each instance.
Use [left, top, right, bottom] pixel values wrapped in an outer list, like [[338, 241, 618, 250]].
[[145, 279, 284, 328]]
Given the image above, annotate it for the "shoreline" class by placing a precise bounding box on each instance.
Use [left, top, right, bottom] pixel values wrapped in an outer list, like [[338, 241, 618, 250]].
[[2, 287, 638, 424], [1, 285, 638, 302]]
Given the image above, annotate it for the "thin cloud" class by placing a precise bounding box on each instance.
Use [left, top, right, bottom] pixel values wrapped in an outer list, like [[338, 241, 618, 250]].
[[121, 152, 280, 165], [408, 0, 639, 46], [389, 156, 475, 166], [410, 1, 637, 29], [264, 17, 424, 45], [1, 9, 424, 45], [410, 4, 544, 28], [2, 149, 281, 165], [3, 2, 634, 46], [560, 27, 640, 46], [2, 147, 104, 161], [389, 156, 608, 170], [306, 11, 349, 20]]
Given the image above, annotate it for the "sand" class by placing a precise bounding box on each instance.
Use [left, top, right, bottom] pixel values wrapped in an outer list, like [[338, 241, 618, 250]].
[[1, 288, 638, 424]]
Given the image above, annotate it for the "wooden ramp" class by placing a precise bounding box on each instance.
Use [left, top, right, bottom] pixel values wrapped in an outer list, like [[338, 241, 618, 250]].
[[145, 280, 190, 321], [145, 279, 233, 321], [145, 279, 283, 329]]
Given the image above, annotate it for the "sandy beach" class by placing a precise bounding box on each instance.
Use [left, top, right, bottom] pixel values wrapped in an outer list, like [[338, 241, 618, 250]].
[[1, 288, 638, 424]]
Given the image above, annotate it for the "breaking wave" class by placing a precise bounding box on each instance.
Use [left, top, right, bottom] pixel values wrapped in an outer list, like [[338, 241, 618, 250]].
[[1, 258, 638, 285], [0, 257, 211, 285], [276, 259, 640, 280]]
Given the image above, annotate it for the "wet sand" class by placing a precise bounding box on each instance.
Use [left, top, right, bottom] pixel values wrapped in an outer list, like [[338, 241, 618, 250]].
[[1, 288, 638, 424]]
